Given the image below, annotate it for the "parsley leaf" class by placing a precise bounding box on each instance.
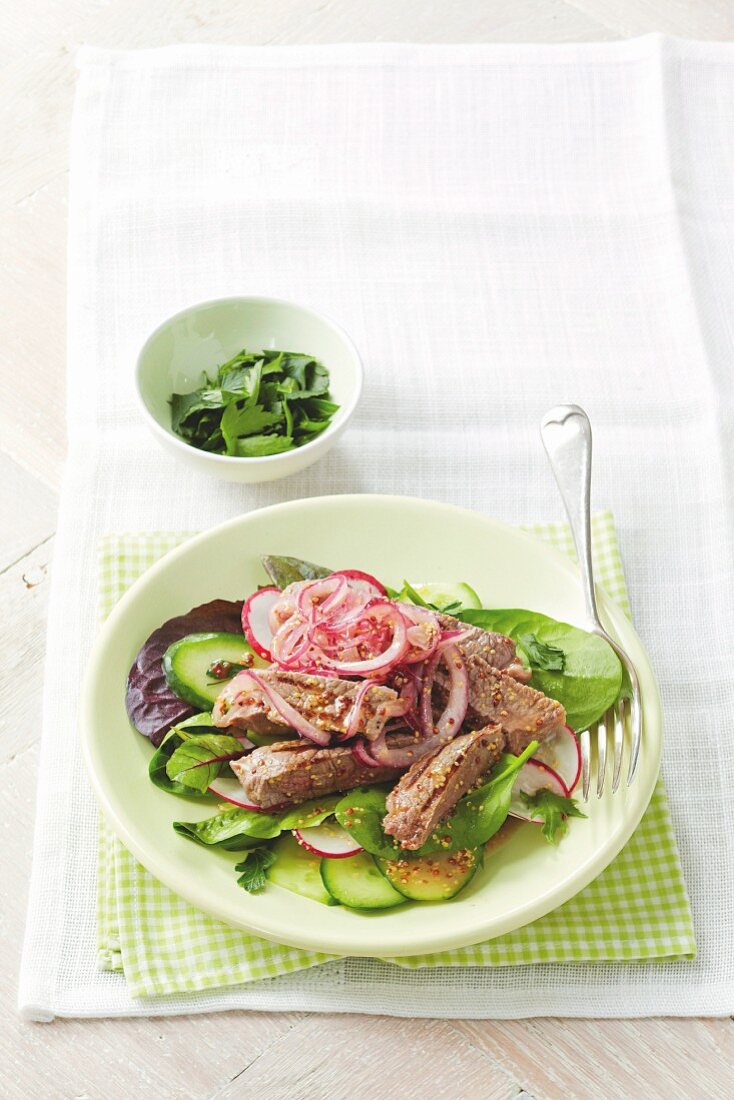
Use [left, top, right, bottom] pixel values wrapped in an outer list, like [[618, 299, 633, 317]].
[[521, 790, 586, 844], [235, 848, 277, 893], [169, 349, 338, 458], [518, 632, 566, 672]]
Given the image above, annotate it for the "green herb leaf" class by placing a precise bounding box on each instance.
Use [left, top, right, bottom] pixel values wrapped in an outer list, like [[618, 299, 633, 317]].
[[235, 848, 277, 893], [521, 790, 586, 844], [169, 348, 338, 458], [221, 402, 283, 455], [396, 581, 465, 616], [206, 658, 252, 682], [234, 434, 294, 457], [170, 387, 224, 434], [399, 580, 431, 609], [165, 733, 247, 793], [517, 632, 566, 672]]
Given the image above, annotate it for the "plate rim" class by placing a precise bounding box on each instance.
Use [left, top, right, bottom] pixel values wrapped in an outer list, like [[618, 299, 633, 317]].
[[81, 493, 662, 956]]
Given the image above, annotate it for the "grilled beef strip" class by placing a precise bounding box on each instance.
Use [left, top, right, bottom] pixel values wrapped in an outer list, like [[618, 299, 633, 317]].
[[382, 724, 505, 850], [213, 668, 400, 740], [439, 614, 531, 682], [229, 733, 416, 809], [457, 654, 565, 753]]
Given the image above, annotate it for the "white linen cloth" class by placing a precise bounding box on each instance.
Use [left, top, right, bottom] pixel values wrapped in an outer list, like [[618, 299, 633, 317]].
[[19, 36, 734, 1020]]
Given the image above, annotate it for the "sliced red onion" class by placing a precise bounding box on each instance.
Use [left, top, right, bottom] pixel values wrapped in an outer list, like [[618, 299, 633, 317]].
[[271, 620, 312, 668], [351, 738, 383, 768], [342, 680, 375, 741], [236, 669, 331, 746], [323, 601, 409, 675], [368, 728, 440, 769], [319, 575, 350, 616], [266, 578, 443, 681], [434, 643, 469, 740], [297, 575, 345, 619], [438, 628, 472, 645], [419, 649, 441, 736]]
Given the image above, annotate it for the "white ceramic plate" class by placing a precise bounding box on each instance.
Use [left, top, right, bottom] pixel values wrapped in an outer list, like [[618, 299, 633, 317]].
[[81, 495, 662, 957]]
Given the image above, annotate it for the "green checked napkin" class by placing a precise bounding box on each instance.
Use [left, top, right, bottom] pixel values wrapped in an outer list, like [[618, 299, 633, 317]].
[[97, 513, 695, 999]]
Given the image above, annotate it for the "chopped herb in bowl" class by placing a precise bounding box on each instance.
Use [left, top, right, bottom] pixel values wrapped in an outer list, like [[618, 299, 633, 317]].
[[170, 349, 339, 457]]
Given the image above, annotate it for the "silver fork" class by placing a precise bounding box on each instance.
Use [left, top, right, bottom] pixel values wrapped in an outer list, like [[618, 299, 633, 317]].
[[540, 404, 642, 799]]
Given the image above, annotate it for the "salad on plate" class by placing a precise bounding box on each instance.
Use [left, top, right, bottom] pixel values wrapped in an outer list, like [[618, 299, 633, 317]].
[[126, 556, 623, 910]]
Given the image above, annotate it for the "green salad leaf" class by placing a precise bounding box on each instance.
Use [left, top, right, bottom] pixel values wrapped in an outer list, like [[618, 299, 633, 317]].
[[335, 787, 402, 858], [459, 608, 622, 731], [173, 794, 342, 850], [148, 713, 221, 798], [165, 733, 247, 794], [522, 790, 586, 844], [235, 848, 277, 893], [336, 743, 537, 859], [444, 745, 538, 850], [170, 349, 338, 458]]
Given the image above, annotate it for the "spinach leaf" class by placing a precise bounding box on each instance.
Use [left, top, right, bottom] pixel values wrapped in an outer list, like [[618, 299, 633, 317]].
[[261, 555, 332, 588], [459, 608, 622, 732], [235, 848, 277, 893], [334, 787, 403, 859], [165, 733, 247, 793], [173, 794, 341, 850], [522, 790, 586, 844], [517, 632, 566, 672], [336, 744, 537, 859], [446, 744, 537, 850], [173, 808, 268, 850]]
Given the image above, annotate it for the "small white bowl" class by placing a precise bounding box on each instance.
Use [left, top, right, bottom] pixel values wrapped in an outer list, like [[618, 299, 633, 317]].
[[135, 296, 363, 483]]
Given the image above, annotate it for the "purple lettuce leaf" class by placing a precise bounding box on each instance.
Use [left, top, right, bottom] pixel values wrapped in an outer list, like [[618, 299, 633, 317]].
[[125, 599, 243, 746]]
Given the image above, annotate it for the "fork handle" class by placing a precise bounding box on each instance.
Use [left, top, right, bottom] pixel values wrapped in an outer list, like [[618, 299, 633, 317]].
[[540, 404, 600, 627]]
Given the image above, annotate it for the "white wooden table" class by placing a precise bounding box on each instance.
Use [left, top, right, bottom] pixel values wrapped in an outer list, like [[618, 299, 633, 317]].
[[2, 3, 734, 1097]]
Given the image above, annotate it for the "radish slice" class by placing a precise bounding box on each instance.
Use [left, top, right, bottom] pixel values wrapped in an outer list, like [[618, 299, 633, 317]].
[[508, 759, 568, 822], [532, 724, 581, 794], [241, 587, 280, 661], [329, 569, 387, 597], [294, 820, 363, 859], [207, 775, 270, 811]]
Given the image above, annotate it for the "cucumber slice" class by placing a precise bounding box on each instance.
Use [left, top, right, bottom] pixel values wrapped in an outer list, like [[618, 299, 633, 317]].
[[321, 851, 406, 910], [377, 847, 481, 901], [163, 632, 266, 710], [267, 833, 337, 906], [411, 581, 482, 612]]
